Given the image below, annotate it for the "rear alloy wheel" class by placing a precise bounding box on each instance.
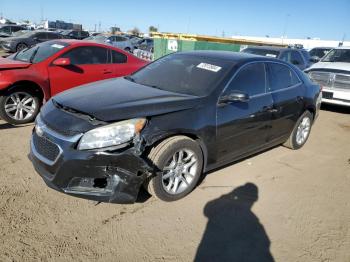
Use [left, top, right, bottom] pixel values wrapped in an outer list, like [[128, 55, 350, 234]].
[[283, 111, 313, 150], [16, 43, 28, 52], [0, 89, 40, 125], [144, 136, 203, 201]]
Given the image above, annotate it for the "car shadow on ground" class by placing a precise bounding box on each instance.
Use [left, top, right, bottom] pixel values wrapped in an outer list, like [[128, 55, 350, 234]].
[[321, 104, 350, 114], [0, 122, 33, 130], [194, 183, 274, 262]]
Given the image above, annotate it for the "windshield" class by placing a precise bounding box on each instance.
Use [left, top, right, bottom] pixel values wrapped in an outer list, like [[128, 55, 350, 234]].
[[12, 41, 69, 63], [309, 48, 331, 59], [242, 48, 280, 58], [128, 53, 233, 96], [321, 49, 350, 62]]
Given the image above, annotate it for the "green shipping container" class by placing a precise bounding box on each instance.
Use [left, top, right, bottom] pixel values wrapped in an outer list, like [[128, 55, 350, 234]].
[[153, 38, 241, 60]]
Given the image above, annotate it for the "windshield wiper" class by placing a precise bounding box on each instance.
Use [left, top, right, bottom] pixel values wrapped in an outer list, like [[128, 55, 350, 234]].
[[124, 75, 135, 82]]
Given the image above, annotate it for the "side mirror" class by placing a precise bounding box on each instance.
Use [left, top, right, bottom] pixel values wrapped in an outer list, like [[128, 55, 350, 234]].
[[310, 56, 320, 63], [219, 92, 249, 105], [53, 58, 71, 66]]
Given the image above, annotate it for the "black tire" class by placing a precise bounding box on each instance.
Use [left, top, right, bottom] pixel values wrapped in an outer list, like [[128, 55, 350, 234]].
[[144, 136, 203, 201], [0, 87, 40, 125], [124, 47, 131, 53], [283, 111, 313, 150], [16, 43, 28, 52]]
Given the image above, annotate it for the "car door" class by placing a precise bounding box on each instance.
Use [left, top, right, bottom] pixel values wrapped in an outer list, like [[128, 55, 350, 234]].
[[266, 62, 304, 141], [110, 49, 134, 77], [216, 62, 273, 163], [48, 45, 113, 96]]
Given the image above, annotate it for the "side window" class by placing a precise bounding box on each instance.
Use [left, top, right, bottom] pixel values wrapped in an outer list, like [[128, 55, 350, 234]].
[[109, 36, 116, 42], [291, 51, 304, 65], [226, 63, 266, 96], [280, 51, 291, 62], [111, 50, 127, 63], [47, 33, 59, 40], [115, 36, 126, 42], [1, 26, 11, 33], [35, 33, 47, 40], [61, 46, 108, 65], [268, 63, 301, 92]]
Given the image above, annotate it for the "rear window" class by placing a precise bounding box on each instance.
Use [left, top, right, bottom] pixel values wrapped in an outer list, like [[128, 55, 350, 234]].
[[130, 53, 233, 96], [242, 48, 280, 58], [268, 63, 301, 91]]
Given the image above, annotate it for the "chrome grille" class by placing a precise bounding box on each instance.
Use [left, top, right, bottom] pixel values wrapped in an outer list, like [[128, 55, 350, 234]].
[[308, 71, 350, 90], [334, 74, 350, 90], [308, 71, 331, 87]]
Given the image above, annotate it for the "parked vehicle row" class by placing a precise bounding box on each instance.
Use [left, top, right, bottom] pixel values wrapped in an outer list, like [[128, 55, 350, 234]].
[[0, 40, 148, 124], [28, 51, 321, 203], [241, 46, 313, 70], [0, 24, 27, 38], [84, 34, 134, 52], [0, 31, 65, 52]]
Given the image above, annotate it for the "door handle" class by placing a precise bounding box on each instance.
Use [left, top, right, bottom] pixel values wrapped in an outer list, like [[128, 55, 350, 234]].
[[262, 106, 279, 113], [296, 96, 303, 102], [102, 69, 113, 74]]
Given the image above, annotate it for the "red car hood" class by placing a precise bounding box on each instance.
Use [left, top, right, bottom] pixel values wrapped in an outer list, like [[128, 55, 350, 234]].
[[0, 57, 31, 69]]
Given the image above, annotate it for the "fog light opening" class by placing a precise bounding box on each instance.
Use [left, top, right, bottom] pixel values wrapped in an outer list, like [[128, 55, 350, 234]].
[[93, 178, 108, 189]]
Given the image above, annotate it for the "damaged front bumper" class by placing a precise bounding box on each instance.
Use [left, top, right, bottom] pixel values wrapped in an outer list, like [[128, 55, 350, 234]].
[[29, 118, 152, 204]]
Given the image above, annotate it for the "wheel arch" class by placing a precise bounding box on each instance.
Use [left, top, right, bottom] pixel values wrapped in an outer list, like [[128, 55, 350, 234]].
[[4, 81, 46, 103], [144, 132, 208, 171]]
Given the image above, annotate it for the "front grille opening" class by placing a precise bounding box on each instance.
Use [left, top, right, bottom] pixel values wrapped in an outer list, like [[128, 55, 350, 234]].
[[33, 132, 60, 162]]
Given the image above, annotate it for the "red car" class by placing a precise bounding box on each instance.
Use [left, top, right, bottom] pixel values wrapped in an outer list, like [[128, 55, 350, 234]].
[[0, 40, 148, 125]]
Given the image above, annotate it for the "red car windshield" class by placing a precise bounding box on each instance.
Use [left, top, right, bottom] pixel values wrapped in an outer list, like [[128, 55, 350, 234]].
[[12, 41, 69, 63]]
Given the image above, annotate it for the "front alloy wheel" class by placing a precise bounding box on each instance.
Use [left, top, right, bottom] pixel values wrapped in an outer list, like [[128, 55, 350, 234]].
[[161, 149, 198, 195], [144, 136, 203, 201], [0, 89, 40, 125]]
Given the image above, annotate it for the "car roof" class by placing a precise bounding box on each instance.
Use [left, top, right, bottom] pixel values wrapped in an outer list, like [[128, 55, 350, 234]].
[[177, 50, 282, 63], [333, 46, 350, 50], [310, 47, 333, 49]]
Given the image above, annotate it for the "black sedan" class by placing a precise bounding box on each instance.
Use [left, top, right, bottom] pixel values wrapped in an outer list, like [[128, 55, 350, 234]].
[[0, 31, 64, 52], [30, 51, 321, 203]]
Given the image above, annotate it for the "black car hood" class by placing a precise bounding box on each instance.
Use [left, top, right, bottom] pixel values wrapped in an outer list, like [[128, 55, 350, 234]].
[[53, 78, 203, 122]]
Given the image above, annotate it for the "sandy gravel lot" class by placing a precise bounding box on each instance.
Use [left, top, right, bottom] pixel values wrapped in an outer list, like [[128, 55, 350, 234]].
[[0, 104, 349, 262]]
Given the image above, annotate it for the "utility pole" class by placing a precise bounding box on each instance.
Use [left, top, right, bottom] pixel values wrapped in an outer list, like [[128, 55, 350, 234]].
[[282, 14, 290, 45], [40, 3, 44, 22], [98, 21, 101, 32]]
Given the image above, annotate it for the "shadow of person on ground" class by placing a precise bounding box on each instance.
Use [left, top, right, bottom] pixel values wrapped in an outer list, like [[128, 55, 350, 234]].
[[194, 183, 274, 262]]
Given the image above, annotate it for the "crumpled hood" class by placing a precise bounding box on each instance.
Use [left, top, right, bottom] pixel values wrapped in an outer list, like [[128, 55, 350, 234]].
[[307, 62, 350, 72], [0, 57, 31, 69], [53, 77, 203, 122]]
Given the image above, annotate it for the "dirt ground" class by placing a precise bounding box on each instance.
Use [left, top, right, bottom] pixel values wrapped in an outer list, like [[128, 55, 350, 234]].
[[0, 104, 349, 262]]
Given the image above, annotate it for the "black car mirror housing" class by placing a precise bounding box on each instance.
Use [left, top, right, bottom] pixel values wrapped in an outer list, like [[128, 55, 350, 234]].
[[219, 92, 250, 105]]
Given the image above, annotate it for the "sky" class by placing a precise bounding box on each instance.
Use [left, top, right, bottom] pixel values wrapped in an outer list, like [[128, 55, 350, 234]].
[[0, 0, 349, 41]]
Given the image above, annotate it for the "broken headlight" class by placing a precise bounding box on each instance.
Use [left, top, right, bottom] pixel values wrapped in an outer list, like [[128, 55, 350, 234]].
[[77, 118, 146, 150]]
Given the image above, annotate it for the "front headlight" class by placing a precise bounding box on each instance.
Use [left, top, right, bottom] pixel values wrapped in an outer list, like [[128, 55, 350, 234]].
[[77, 118, 146, 150]]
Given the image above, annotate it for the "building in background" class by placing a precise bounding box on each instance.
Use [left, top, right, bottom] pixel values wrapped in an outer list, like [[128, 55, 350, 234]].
[[231, 35, 350, 50], [44, 20, 82, 31]]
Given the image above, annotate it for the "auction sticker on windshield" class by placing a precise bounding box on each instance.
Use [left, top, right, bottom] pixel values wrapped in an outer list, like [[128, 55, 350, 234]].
[[197, 63, 222, 72], [51, 44, 65, 49]]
